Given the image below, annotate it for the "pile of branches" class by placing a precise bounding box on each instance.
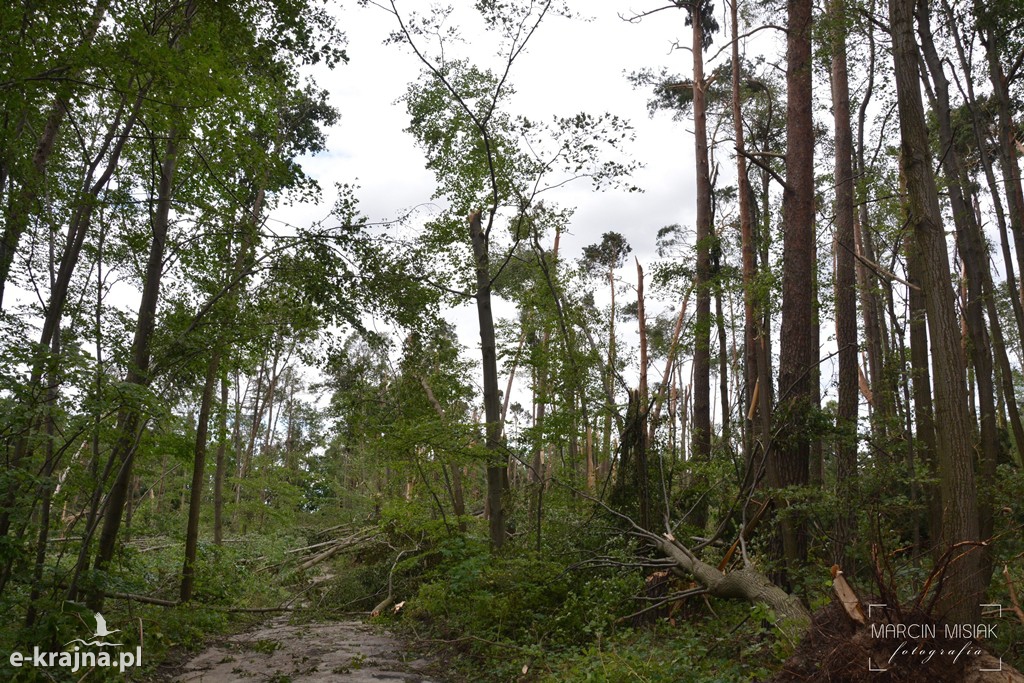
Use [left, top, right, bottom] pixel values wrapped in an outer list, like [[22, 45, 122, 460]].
[[265, 524, 381, 574]]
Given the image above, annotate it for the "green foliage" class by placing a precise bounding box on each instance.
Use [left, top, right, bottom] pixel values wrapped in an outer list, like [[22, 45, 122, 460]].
[[0, 531, 293, 681], [542, 611, 778, 682], [379, 527, 785, 683]]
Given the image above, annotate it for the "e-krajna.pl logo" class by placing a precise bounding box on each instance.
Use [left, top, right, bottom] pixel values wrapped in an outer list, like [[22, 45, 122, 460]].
[[7, 611, 142, 674]]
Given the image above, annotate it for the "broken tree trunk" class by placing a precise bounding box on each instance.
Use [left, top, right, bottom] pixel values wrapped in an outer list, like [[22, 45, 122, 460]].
[[654, 531, 811, 642], [595, 495, 811, 641]]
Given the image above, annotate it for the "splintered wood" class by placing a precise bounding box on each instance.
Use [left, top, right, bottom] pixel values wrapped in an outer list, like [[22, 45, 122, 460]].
[[830, 564, 866, 624]]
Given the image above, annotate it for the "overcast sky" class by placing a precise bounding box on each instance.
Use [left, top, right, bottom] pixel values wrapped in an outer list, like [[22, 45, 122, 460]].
[[274, 0, 793, 408], [279, 0, 744, 270]]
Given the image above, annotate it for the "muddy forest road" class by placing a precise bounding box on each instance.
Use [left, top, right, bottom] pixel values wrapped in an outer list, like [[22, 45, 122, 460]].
[[168, 614, 438, 682]]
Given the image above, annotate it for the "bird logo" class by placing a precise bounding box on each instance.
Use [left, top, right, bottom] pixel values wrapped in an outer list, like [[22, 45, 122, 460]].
[[65, 612, 123, 648]]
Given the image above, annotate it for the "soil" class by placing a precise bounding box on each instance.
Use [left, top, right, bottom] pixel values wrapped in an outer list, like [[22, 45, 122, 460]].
[[766, 602, 1012, 683], [166, 614, 437, 682]]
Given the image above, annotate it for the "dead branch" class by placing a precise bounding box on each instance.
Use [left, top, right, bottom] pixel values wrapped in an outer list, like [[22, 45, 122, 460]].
[[313, 523, 358, 538], [739, 148, 791, 192], [258, 526, 380, 573], [1004, 564, 1024, 626], [105, 591, 178, 607], [285, 538, 346, 556], [717, 498, 769, 572], [296, 529, 377, 572], [371, 548, 412, 616], [136, 542, 180, 553], [617, 586, 709, 624], [849, 245, 920, 290]]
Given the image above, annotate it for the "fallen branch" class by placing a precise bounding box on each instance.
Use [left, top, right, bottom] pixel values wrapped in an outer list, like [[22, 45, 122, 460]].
[[370, 595, 394, 616], [655, 531, 811, 640], [851, 248, 920, 291], [296, 529, 377, 572], [259, 526, 380, 574], [284, 538, 342, 555], [312, 523, 358, 538], [617, 586, 708, 624], [105, 592, 178, 606], [371, 548, 413, 616], [717, 498, 769, 572], [136, 542, 180, 553], [104, 591, 296, 612]]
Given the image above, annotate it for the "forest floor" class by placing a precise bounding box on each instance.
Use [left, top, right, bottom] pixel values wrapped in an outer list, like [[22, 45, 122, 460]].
[[165, 613, 437, 682]]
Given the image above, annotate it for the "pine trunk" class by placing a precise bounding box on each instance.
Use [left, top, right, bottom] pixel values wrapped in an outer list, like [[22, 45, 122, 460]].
[[772, 0, 815, 576]]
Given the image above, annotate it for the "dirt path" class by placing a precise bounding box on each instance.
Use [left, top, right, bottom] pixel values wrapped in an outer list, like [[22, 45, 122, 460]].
[[171, 614, 437, 682]]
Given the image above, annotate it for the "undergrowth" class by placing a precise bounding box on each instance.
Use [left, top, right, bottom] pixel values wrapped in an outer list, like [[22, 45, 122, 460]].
[[364, 505, 787, 682], [0, 532, 299, 681]]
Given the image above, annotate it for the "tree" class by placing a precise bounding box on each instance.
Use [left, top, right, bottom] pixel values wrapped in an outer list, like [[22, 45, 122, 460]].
[[828, 0, 859, 570], [0, 0, 113, 307], [377, 0, 636, 550], [976, 0, 1024, 318], [888, 0, 982, 622], [917, 0, 1008, 582], [4, 1, 196, 601], [772, 0, 815, 579], [625, 0, 721, 532], [728, 0, 762, 471], [686, 0, 719, 533], [581, 231, 633, 486]]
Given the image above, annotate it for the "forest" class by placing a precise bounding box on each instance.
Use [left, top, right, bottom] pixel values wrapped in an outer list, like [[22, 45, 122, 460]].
[[1, 0, 1024, 681]]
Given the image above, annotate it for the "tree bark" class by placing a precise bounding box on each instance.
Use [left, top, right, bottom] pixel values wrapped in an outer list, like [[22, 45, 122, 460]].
[[604, 262, 616, 482], [730, 0, 759, 462], [636, 259, 651, 530], [90, 128, 181, 610], [214, 372, 229, 545], [469, 210, 505, 550], [690, 0, 713, 534], [830, 0, 858, 570], [24, 326, 61, 627], [181, 351, 221, 602], [852, 15, 899, 440], [917, 3, 1001, 582], [772, 0, 815, 577], [889, 0, 982, 622], [906, 236, 942, 552]]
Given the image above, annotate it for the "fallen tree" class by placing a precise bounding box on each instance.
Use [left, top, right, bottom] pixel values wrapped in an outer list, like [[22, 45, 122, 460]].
[[653, 530, 811, 638], [577, 488, 812, 641], [579, 485, 1022, 683]]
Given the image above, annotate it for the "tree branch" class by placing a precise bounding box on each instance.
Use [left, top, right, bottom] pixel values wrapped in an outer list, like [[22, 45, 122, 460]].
[[738, 148, 791, 192]]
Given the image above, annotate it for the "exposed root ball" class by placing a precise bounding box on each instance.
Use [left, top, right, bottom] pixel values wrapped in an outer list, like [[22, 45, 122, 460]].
[[768, 602, 987, 682]]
